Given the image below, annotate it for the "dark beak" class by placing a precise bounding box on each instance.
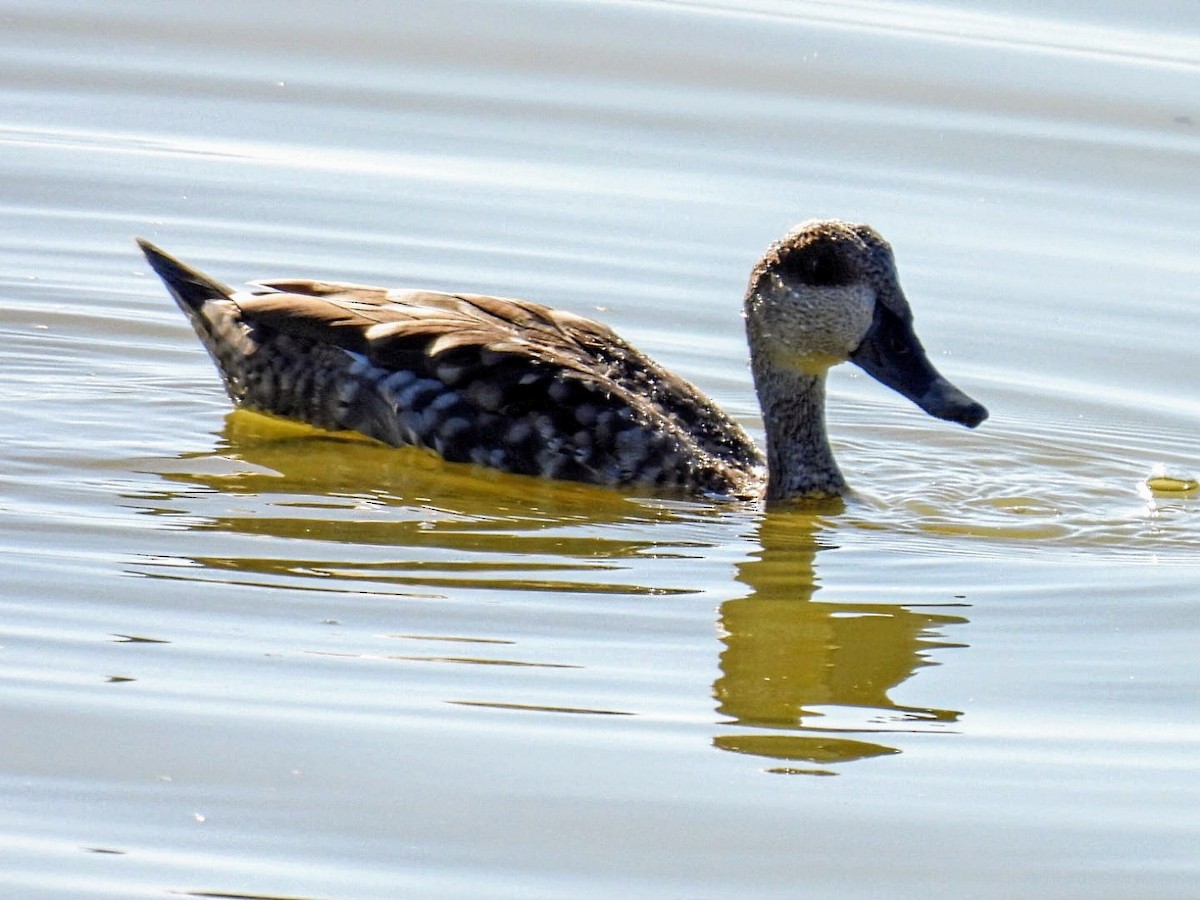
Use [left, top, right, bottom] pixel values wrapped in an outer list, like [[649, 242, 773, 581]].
[[849, 302, 988, 428]]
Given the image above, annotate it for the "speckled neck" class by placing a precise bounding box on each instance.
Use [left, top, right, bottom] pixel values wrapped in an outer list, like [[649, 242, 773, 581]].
[[749, 361, 846, 501]]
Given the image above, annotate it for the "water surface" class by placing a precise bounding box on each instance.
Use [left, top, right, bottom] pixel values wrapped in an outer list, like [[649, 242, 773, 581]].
[[1, 1, 1197, 897]]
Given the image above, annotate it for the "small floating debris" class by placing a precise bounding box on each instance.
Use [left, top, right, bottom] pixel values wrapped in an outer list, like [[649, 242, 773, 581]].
[[1144, 470, 1200, 496]]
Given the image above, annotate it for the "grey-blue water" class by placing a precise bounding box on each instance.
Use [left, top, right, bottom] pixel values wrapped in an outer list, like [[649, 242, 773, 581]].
[[2, 2, 1198, 897]]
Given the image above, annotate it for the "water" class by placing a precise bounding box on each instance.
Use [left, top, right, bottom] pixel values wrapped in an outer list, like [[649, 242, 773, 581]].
[[2, 1, 1198, 897]]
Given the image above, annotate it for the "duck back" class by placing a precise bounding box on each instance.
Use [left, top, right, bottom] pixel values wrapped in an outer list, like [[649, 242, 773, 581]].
[[138, 240, 762, 495]]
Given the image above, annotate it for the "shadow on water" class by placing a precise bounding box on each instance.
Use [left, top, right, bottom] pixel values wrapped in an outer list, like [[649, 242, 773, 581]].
[[131, 410, 969, 774], [715, 510, 967, 775]]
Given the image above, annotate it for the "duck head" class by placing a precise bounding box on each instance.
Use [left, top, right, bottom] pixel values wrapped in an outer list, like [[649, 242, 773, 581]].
[[745, 219, 988, 429]]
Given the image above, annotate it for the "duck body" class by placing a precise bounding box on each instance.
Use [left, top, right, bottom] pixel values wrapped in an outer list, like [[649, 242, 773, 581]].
[[138, 240, 765, 495], [138, 221, 987, 501]]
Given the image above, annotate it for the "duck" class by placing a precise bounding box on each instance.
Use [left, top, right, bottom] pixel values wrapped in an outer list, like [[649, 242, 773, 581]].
[[137, 220, 986, 501]]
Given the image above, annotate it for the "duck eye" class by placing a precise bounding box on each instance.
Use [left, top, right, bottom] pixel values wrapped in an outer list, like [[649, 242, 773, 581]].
[[779, 242, 854, 287]]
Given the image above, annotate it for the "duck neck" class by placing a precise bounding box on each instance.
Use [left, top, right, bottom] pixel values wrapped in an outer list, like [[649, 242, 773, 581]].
[[750, 359, 846, 501]]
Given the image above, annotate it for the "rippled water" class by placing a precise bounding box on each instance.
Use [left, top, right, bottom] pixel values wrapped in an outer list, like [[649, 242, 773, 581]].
[[2, 1, 1198, 897]]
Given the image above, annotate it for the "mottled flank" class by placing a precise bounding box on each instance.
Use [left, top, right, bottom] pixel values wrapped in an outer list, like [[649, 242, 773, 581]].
[[138, 221, 986, 501]]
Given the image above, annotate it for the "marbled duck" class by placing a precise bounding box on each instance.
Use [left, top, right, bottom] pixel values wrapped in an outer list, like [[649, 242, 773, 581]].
[[138, 220, 987, 500]]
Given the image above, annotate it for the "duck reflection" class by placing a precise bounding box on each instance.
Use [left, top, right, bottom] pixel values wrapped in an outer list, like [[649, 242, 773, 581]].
[[138, 410, 968, 773], [714, 510, 966, 772], [139, 410, 704, 596]]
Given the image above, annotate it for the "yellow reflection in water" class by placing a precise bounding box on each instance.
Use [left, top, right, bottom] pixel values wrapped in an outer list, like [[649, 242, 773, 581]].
[[135, 410, 707, 595], [182, 409, 660, 522], [135, 409, 970, 773], [714, 510, 966, 769]]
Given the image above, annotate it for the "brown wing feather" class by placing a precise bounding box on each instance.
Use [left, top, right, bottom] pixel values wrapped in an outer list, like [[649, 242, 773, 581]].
[[237, 284, 600, 369], [140, 240, 763, 494], [228, 281, 759, 470]]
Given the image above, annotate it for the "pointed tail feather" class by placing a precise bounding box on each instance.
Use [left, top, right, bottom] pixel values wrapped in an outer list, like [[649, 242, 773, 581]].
[[137, 238, 260, 406], [136, 238, 234, 312]]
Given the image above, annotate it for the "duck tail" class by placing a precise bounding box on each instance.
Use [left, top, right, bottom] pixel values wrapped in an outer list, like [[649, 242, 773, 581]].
[[137, 238, 260, 406], [136, 238, 234, 313]]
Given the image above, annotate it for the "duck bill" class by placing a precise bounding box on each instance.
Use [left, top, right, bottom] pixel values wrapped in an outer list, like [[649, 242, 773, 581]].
[[849, 304, 988, 428]]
